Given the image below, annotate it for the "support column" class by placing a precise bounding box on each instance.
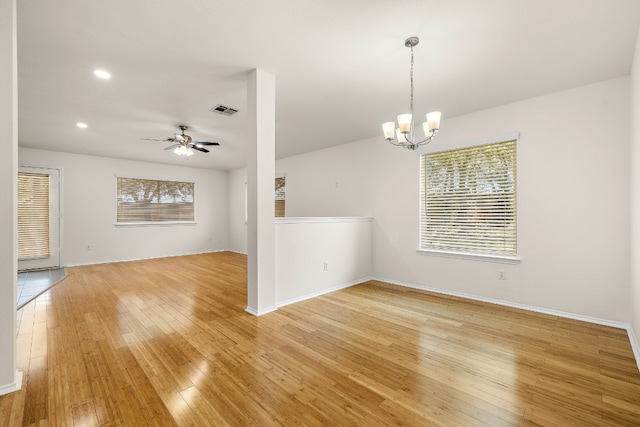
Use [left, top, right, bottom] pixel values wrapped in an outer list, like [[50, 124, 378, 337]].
[[0, 0, 22, 396], [246, 69, 277, 315]]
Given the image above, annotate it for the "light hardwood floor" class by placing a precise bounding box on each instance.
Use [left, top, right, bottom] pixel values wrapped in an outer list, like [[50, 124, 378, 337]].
[[1, 251, 639, 426]]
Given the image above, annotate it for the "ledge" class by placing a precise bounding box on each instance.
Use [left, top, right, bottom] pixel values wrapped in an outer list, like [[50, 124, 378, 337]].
[[114, 221, 197, 227], [417, 248, 520, 264], [275, 217, 373, 224]]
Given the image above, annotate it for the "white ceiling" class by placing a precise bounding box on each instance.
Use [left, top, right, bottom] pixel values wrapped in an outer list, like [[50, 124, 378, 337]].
[[17, 0, 640, 171]]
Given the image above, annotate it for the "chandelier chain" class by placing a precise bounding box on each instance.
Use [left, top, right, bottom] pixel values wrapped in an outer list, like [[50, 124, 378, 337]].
[[410, 44, 415, 139]]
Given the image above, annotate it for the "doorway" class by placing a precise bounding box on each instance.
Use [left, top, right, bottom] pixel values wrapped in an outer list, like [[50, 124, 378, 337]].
[[17, 166, 61, 271]]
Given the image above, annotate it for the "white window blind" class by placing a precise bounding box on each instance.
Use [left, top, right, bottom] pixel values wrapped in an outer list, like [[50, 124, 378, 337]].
[[117, 177, 194, 223], [420, 140, 517, 256], [18, 172, 50, 259]]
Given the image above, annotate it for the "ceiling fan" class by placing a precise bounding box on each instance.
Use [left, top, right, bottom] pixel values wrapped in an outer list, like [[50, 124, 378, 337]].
[[142, 125, 220, 156]]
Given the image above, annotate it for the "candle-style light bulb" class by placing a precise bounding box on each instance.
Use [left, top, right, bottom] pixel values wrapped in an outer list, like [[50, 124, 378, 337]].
[[426, 111, 441, 131], [382, 122, 396, 140], [397, 114, 412, 133]]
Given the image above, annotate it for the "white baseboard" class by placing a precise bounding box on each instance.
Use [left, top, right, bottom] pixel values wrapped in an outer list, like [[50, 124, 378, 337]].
[[226, 249, 248, 255], [377, 277, 629, 329], [64, 249, 229, 267], [627, 326, 640, 373], [0, 370, 22, 396], [245, 305, 277, 316], [276, 276, 374, 309], [376, 277, 640, 372], [245, 276, 373, 316]]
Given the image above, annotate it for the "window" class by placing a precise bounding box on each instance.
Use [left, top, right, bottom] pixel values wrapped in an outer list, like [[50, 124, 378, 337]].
[[117, 177, 194, 223], [420, 140, 517, 257], [275, 175, 286, 217], [18, 172, 50, 259]]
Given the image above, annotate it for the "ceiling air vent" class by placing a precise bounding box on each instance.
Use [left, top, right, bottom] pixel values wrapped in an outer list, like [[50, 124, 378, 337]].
[[210, 104, 239, 116]]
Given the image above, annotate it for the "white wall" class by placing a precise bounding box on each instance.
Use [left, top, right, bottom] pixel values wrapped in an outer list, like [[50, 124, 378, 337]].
[[275, 218, 372, 306], [228, 167, 248, 254], [277, 146, 377, 218], [630, 28, 640, 348], [257, 77, 631, 323], [19, 148, 229, 266]]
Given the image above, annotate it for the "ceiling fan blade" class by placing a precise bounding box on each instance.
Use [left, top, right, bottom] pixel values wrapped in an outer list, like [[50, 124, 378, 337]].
[[141, 137, 175, 142], [164, 144, 179, 150], [194, 141, 220, 146], [191, 146, 210, 153]]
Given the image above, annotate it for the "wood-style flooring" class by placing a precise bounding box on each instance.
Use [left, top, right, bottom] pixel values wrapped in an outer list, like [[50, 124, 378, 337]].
[[1, 251, 640, 426]]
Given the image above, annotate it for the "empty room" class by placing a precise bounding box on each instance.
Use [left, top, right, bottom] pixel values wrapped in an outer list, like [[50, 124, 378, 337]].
[[2, 0, 640, 425]]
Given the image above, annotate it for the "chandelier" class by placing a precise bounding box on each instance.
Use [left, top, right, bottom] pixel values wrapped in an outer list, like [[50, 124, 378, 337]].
[[382, 36, 441, 150]]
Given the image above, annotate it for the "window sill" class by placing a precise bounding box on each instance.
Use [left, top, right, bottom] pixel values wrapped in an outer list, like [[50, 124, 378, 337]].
[[275, 217, 374, 224], [114, 221, 197, 227], [417, 249, 520, 264]]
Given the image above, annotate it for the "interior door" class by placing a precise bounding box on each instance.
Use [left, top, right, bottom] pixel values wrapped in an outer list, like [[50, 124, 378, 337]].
[[17, 166, 61, 271]]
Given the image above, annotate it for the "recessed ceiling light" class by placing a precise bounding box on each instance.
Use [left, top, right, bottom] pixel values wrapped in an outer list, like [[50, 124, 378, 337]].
[[93, 69, 111, 79], [76, 122, 88, 129]]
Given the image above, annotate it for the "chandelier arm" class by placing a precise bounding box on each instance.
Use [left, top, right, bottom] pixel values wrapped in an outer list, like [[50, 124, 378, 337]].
[[398, 128, 438, 148], [387, 139, 406, 147], [412, 133, 437, 146], [415, 137, 434, 146], [388, 140, 435, 150]]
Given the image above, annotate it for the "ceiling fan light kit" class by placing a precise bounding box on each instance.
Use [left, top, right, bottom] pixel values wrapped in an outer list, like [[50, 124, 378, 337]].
[[382, 36, 442, 150], [174, 145, 194, 156]]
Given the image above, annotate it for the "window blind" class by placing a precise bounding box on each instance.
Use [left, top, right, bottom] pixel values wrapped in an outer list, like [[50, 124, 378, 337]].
[[18, 172, 50, 259], [117, 177, 194, 223], [420, 140, 517, 256]]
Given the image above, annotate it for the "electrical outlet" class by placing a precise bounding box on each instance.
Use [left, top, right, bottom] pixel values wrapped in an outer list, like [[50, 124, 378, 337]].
[[498, 270, 506, 280], [86, 244, 91, 251], [323, 262, 328, 271]]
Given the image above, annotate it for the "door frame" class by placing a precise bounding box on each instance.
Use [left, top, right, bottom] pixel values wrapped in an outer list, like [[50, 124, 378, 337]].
[[17, 165, 62, 271]]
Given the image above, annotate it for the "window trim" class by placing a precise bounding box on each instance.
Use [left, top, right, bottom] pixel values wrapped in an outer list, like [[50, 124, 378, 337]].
[[416, 248, 520, 264], [114, 221, 197, 227], [416, 131, 520, 155], [418, 133, 520, 263]]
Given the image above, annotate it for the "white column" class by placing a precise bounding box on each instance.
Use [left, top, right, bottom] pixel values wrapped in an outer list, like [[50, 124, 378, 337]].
[[246, 69, 277, 315], [0, 0, 21, 396]]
